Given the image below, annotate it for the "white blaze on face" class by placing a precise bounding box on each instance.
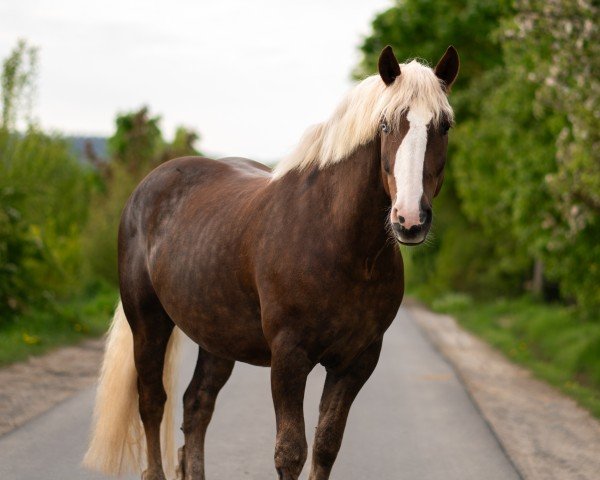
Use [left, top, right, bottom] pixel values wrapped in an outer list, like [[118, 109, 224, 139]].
[[392, 106, 432, 229]]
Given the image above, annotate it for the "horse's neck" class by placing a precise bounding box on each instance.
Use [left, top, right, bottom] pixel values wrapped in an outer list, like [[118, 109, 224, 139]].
[[327, 141, 389, 245], [277, 139, 393, 263]]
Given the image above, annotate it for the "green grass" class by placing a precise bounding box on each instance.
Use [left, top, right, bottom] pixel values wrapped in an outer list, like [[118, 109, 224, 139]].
[[424, 292, 600, 418], [0, 284, 118, 366]]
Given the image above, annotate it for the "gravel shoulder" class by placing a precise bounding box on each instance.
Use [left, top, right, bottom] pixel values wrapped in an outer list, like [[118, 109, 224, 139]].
[[407, 301, 600, 480], [0, 338, 104, 436]]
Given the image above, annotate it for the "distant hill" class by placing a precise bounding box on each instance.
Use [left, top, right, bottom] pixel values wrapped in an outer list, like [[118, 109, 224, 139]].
[[66, 136, 108, 162]]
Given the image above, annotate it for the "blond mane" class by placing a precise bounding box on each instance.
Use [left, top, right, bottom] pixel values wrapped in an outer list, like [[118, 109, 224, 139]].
[[272, 60, 453, 178]]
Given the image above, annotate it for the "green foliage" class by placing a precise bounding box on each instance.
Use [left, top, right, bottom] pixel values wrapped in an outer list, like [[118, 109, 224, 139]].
[[108, 106, 165, 173], [83, 163, 139, 285], [0, 129, 94, 317], [358, 0, 600, 313], [166, 126, 201, 159], [452, 0, 600, 310], [0, 282, 118, 366], [0, 41, 94, 324], [1, 39, 37, 129], [0, 185, 43, 317], [506, 0, 600, 310]]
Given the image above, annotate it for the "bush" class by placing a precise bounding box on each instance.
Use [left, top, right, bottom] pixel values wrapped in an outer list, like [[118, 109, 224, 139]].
[[0, 41, 95, 324], [0, 129, 94, 322]]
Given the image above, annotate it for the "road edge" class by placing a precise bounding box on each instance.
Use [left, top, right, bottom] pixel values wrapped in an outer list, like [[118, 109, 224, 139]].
[[405, 300, 600, 480], [0, 338, 103, 437]]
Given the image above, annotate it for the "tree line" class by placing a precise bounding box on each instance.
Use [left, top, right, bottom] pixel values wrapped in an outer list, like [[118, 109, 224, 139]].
[[0, 40, 200, 324], [355, 0, 598, 313]]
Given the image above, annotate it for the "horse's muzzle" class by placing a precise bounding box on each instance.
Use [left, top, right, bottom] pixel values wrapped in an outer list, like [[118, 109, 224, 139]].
[[392, 219, 431, 245]]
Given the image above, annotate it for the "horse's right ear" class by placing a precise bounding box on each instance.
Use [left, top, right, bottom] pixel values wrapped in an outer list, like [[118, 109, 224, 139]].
[[378, 46, 401, 86]]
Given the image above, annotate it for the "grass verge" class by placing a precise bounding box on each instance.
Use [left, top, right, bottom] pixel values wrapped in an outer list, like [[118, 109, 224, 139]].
[[0, 283, 118, 366], [423, 292, 600, 418]]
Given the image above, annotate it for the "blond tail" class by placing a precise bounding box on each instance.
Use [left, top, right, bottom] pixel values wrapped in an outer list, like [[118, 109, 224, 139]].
[[83, 300, 182, 477]]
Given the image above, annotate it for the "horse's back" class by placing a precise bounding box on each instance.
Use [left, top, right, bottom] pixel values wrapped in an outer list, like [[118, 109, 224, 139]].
[[122, 155, 271, 234], [137, 155, 270, 195]]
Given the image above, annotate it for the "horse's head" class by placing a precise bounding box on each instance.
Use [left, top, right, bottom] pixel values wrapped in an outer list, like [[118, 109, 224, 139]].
[[377, 46, 459, 245]]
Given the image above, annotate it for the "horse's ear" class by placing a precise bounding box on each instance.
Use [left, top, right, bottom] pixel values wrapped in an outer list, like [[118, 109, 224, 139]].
[[434, 46, 459, 92], [378, 45, 401, 86]]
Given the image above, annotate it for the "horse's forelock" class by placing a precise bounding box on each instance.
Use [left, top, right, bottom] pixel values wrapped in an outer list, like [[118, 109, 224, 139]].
[[272, 59, 453, 179]]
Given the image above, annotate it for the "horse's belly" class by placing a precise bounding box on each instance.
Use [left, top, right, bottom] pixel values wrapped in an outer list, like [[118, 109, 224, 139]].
[[166, 297, 271, 366], [146, 218, 272, 364], [150, 256, 271, 366]]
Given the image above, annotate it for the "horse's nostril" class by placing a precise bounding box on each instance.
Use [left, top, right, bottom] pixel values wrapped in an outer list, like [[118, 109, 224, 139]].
[[398, 215, 405, 224]]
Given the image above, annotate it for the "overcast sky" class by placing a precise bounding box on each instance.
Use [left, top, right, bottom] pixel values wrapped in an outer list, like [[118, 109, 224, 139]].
[[0, 0, 392, 161]]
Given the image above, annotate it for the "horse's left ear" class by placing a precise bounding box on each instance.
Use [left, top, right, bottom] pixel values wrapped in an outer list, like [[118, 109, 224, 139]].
[[434, 46, 459, 92]]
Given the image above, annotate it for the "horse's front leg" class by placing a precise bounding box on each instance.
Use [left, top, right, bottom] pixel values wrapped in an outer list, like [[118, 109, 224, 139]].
[[308, 340, 383, 480], [270, 339, 314, 480]]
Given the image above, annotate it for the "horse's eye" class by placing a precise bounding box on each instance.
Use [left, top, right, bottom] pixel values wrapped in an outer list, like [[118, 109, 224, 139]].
[[380, 121, 390, 133], [442, 122, 451, 135]]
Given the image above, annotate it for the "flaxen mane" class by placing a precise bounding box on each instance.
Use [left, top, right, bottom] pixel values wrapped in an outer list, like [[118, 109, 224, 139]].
[[272, 60, 453, 178]]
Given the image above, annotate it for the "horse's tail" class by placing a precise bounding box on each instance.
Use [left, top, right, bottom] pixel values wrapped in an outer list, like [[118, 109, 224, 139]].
[[83, 300, 182, 477]]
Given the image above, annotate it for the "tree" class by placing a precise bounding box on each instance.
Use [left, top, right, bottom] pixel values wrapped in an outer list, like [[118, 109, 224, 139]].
[[108, 106, 164, 174], [0, 40, 93, 319], [162, 126, 200, 160], [506, 0, 600, 309], [0, 39, 38, 130]]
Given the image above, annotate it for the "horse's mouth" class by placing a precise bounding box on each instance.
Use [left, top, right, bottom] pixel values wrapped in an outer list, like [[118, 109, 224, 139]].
[[398, 237, 426, 246], [391, 222, 430, 246]]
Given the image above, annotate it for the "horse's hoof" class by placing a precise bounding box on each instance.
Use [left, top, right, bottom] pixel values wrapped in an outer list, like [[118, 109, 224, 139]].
[[141, 469, 167, 480]]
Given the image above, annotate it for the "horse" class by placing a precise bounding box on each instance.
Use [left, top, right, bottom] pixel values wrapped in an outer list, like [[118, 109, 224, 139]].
[[83, 44, 459, 480]]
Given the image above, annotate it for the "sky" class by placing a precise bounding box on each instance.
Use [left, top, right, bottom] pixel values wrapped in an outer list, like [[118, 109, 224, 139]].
[[0, 0, 392, 161]]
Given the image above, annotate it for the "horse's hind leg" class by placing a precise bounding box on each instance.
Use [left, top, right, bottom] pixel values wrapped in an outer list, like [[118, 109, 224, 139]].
[[178, 347, 234, 480], [125, 293, 174, 480], [308, 340, 382, 480]]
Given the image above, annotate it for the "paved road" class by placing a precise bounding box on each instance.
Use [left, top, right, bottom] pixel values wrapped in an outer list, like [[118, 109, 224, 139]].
[[0, 309, 520, 480]]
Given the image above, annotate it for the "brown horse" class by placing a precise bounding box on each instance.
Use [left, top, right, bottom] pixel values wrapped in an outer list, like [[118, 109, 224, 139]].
[[84, 45, 459, 480]]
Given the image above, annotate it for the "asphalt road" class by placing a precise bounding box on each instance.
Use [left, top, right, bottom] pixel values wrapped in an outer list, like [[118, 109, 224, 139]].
[[0, 308, 520, 480]]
